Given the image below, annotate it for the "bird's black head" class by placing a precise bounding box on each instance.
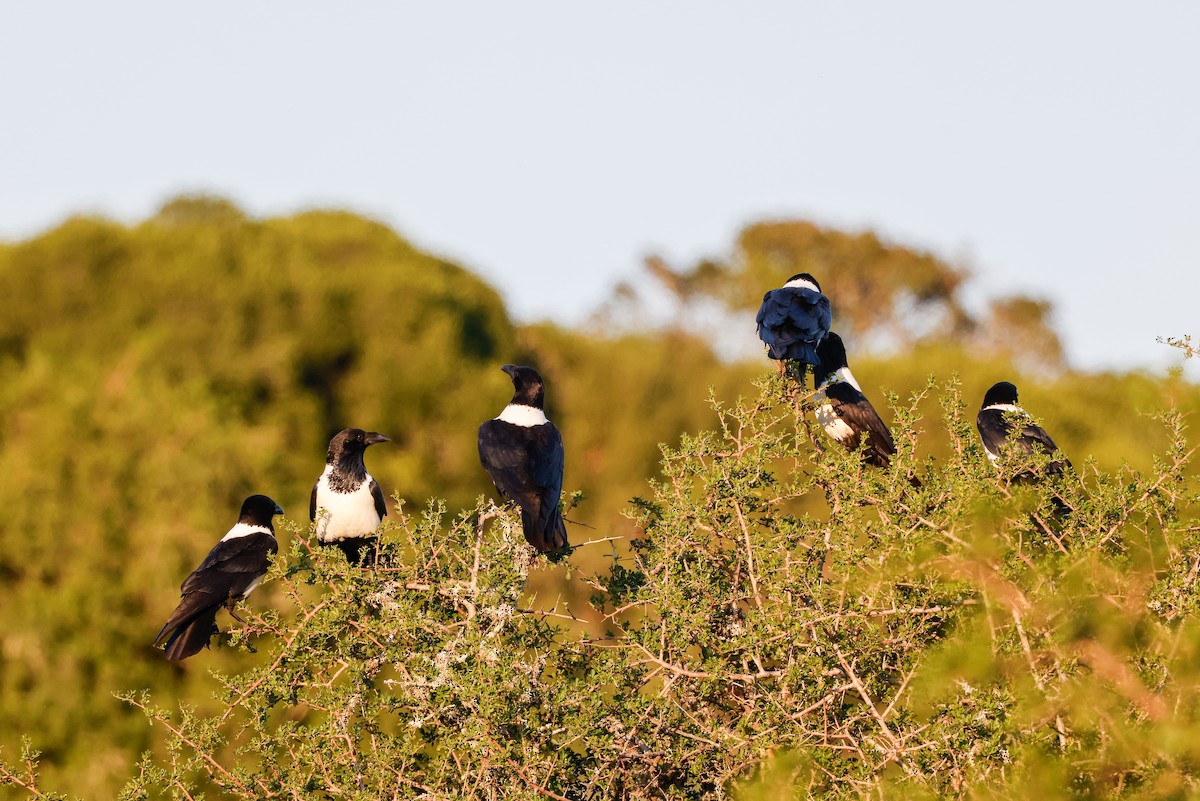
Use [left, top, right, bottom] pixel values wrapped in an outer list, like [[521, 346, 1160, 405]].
[[326, 428, 390, 465], [784, 272, 821, 291], [982, 381, 1020, 408], [239, 494, 284, 529], [501, 364, 546, 409]]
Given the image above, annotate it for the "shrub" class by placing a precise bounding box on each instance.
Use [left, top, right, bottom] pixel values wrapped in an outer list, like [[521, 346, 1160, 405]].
[[5, 373, 1199, 800]]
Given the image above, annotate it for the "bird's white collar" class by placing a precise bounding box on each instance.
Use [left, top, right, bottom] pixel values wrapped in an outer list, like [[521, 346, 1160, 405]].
[[784, 276, 820, 292], [819, 366, 862, 392], [982, 403, 1022, 413], [221, 522, 273, 542], [495, 404, 549, 427]]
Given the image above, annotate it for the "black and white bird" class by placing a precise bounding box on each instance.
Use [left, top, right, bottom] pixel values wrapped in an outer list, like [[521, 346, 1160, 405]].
[[976, 381, 1072, 479], [310, 428, 390, 565], [478, 364, 569, 553], [755, 272, 833, 367], [812, 332, 897, 468], [154, 494, 282, 661]]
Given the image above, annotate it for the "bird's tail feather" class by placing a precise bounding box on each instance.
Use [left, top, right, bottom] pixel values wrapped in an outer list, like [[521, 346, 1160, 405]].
[[522, 507, 569, 554], [162, 609, 219, 661]]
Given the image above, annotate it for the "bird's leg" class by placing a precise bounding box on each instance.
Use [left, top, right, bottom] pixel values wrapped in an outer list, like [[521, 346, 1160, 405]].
[[224, 597, 248, 624], [792, 361, 811, 391]]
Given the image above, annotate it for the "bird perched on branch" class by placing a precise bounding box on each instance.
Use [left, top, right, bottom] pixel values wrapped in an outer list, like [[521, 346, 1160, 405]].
[[755, 272, 832, 368], [154, 494, 282, 661], [311, 428, 389, 565], [976, 381, 1072, 480], [812, 332, 897, 468], [478, 364, 569, 553]]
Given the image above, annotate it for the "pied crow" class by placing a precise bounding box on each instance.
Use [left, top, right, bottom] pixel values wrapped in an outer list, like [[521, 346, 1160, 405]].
[[977, 381, 1072, 480], [478, 364, 569, 553], [755, 272, 832, 367], [310, 428, 389, 565], [155, 494, 282, 661], [812, 332, 897, 468]]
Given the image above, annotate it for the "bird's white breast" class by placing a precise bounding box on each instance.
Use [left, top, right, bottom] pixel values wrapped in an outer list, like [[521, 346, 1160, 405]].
[[813, 369, 863, 443], [814, 399, 857, 444], [495, 404, 549, 427], [314, 465, 382, 542], [241, 574, 266, 598]]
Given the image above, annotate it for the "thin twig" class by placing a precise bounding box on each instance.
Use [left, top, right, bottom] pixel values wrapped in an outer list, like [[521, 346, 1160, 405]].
[[124, 696, 269, 798], [833, 645, 900, 750], [733, 497, 764, 609], [219, 600, 329, 724]]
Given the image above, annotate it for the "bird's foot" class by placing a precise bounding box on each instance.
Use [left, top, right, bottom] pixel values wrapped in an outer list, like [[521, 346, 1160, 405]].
[[224, 600, 248, 624]]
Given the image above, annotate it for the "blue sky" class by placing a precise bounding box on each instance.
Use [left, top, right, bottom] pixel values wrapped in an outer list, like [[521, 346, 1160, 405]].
[[2, 3, 1197, 373]]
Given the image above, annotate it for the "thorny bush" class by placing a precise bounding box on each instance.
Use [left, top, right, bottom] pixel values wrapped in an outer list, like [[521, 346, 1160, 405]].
[[5, 372, 1200, 800]]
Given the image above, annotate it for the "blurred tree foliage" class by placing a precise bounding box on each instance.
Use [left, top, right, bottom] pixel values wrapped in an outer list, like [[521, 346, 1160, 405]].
[[0, 197, 1196, 798]]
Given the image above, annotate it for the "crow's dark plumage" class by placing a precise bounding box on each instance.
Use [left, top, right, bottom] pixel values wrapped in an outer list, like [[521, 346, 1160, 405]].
[[755, 273, 832, 366], [310, 428, 389, 565], [977, 381, 1072, 480], [812, 333, 897, 468], [155, 494, 282, 661], [478, 364, 568, 553]]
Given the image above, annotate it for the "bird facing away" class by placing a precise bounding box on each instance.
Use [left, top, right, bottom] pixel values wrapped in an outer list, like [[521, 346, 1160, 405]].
[[310, 428, 389, 565], [755, 273, 833, 366], [976, 381, 1072, 479], [812, 332, 897, 468], [154, 494, 282, 661], [478, 364, 569, 553]]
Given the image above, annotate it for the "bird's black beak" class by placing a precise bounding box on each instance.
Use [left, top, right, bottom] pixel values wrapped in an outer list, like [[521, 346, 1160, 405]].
[[274, 503, 284, 516], [500, 364, 517, 379], [365, 432, 390, 446]]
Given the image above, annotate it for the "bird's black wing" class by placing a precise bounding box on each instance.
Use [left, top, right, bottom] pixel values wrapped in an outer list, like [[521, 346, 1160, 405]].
[[1016, 422, 1059, 456], [1018, 422, 1072, 474], [824, 383, 896, 467], [479, 420, 567, 552], [478, 420, 534, 500], [527, 422, 567, 549], [978, 410, 1072, 476], [976, 409, 1013, 459], [155, 533, 277, 648], [183, 532, 278, 589], [309, 479, 319, 522], [369, 477, 387, 519]]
